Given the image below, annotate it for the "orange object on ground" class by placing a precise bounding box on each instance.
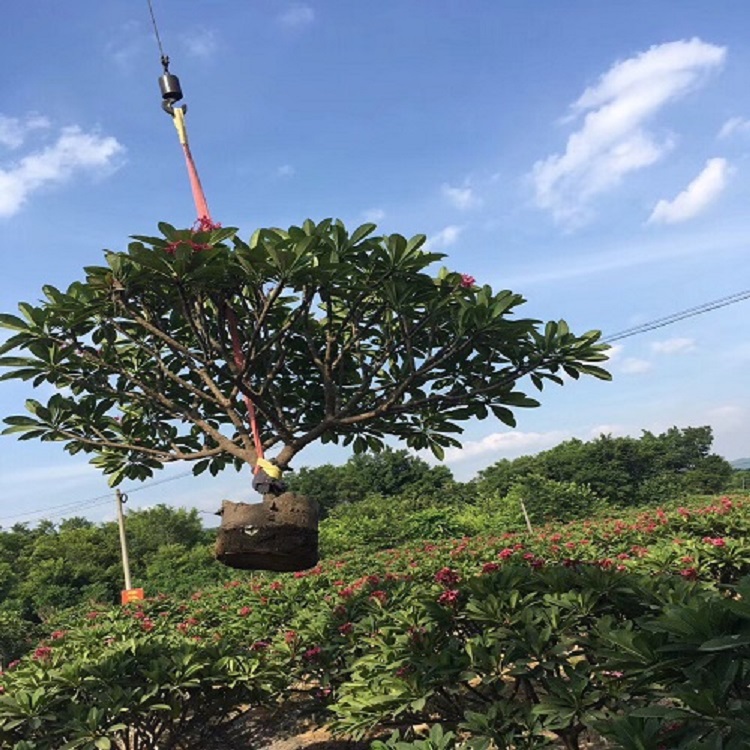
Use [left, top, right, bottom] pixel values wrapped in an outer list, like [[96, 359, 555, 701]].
[[121, 588, 145, 605]]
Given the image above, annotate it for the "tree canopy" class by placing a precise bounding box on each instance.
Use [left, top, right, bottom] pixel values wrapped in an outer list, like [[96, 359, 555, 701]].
[[287, 447, 457, 516], [0, 219, 610, 485], [474, 426, 734, 505]]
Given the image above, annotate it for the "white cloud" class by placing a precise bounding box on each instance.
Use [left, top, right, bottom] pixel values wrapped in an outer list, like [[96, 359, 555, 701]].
[[442, 182, 480, 210], [278, 4, 315, 28], [718, 116, 750, 139], [531, 38, 726, 225], [105, 21, 145, 71], [0, 114, 50, 149], [705, 404, 746, 429], [650, 337, 696, 354], [443, 430, 570, 463], [605, 344, 624, 361], [0, 125, 124, 218], [620, 357, 653, 374], [588, 424, 627, 438], [362, 207, 386, 222], [2, 462, 100, 486], [648, 157, 730, 224], [182, 30, 219, 59], [276, 164, 296, 178], [427, 225, 462, 249]]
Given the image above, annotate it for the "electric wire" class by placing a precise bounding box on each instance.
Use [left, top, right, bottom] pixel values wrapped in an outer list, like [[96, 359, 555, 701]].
[[0, 470, 194, 525], [603, 288, 750, 343]]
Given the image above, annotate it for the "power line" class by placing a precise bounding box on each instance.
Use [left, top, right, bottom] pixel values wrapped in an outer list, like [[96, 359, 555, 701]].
[[0, 469, 195, 525], [1, 492, 113, 523], [603, 288, 750, 344]]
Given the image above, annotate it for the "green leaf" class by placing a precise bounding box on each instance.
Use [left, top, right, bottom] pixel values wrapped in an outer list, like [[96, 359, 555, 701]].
[[700, 633, 750, 651], [0, 313, 28, 331], [350, 223, 378, 245]]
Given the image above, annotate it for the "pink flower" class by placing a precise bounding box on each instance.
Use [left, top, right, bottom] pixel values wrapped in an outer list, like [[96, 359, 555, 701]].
[[339, 622, 354, 635], [303, 646, 322, 662], [460, 274, 475, 288], [680, 568, 698, 580], [285, 630, 297, 644], [703, 537, 726, 547], [50, 630, 66, 640], [239, 606, 252, 617], [434, 567, 460, 587], [498, 548, 514, 559], [33, 646, 52, 661], [370, 590, 388, 604], [438, 589, 460, 607], [250, 640, 270, 651], [482, 562, 500, 574]]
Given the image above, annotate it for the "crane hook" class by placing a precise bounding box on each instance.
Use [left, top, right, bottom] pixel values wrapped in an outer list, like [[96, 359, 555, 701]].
[[158, 54, 185, 115]]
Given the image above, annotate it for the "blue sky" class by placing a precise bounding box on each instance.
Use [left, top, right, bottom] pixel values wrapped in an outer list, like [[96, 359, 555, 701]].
[[1, 1, 749, 526]]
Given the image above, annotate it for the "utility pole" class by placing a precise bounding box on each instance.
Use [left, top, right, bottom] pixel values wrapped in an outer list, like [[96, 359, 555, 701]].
[[115, 489, 132, 591], [520, 499, 534, 534]]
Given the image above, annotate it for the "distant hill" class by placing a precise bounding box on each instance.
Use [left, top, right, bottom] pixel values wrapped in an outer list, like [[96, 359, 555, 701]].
[[731, 458, 750, 470]]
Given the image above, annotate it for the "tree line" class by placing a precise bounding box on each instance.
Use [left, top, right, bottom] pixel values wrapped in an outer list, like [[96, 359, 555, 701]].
[[0, 425, 740, 660]]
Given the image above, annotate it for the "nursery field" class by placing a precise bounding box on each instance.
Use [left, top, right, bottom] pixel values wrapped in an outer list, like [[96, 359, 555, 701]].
[[1, 493, 749, 750]]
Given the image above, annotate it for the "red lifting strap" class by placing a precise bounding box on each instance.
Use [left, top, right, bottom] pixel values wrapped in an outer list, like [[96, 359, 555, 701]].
[[171, 108, 265, 468]]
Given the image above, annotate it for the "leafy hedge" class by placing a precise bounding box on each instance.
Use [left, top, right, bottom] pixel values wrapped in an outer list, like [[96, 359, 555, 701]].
[[1, 495, 749, 749]]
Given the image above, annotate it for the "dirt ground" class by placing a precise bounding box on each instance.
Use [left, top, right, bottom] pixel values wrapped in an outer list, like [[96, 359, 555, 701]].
[[206, 691, 612, 750]]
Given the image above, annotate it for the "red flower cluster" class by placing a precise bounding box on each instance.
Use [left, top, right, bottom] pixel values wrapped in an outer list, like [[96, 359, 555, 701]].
[[303, 646, 322, 662], [434, 567, 460, 587], [438, 589, 460, 607], [702, 537, 726, 547], [33, 646, 52, 661]]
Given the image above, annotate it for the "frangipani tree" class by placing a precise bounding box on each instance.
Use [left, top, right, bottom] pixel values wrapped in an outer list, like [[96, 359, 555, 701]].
[[0, 219, 610, 487]]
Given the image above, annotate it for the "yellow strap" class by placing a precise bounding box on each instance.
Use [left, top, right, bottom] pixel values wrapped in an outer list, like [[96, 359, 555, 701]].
[[171, 106, 188, 145], [256, 457, 282, 479]]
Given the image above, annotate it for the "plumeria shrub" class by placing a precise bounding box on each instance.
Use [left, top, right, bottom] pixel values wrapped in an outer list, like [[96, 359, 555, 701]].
[[1, 494, 749, 748]]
